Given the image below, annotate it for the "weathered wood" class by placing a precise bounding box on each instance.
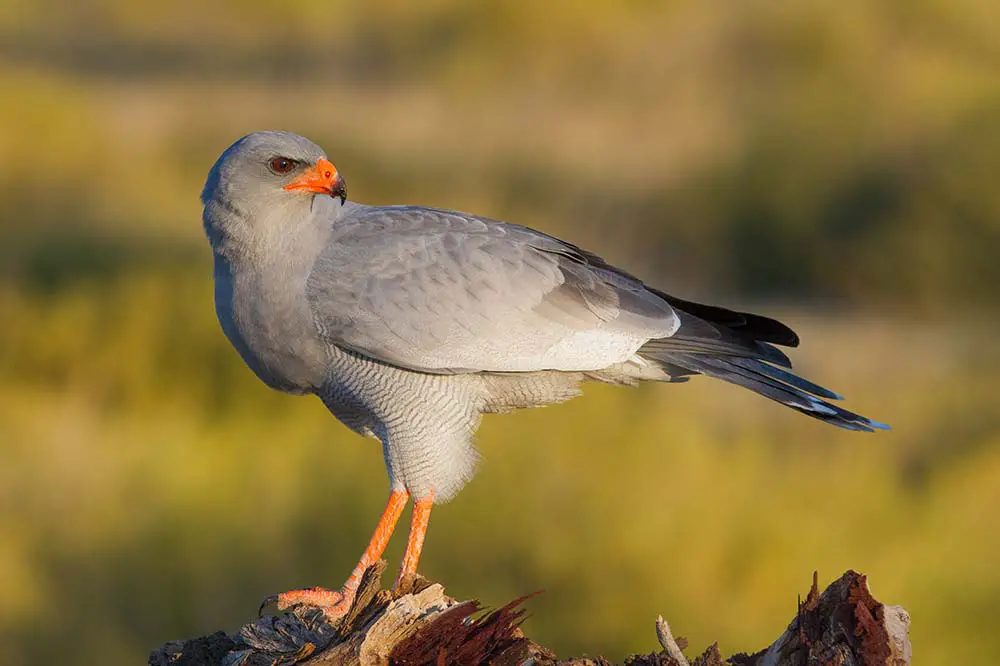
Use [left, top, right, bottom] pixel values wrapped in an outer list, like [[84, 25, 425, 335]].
[[727, 571, 911, 666], [150, 568, 910, 666], [655, 615, 691, 666]]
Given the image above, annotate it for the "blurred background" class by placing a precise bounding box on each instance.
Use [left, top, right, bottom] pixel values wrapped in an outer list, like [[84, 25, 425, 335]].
[[1, 1, 998, 664]]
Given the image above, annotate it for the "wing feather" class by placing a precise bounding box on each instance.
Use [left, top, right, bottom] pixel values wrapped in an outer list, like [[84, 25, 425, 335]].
[[306, 205, 679, 373]]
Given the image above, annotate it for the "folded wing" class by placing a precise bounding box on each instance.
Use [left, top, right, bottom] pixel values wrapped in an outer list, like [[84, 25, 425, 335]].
[[306, 205, 680, 373]]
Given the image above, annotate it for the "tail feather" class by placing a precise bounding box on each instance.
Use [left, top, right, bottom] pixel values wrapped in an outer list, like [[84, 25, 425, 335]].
[[642, 350, 888, 432], [635, 296, 888, 431], [727, 356, 843, 401]]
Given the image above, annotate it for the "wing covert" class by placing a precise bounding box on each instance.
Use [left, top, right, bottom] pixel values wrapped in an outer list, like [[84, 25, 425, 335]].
[[306, 205, 678, 373]]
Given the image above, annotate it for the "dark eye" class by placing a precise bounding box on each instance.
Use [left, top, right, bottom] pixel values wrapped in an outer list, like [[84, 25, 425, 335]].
[[269, 157, 296, 174]]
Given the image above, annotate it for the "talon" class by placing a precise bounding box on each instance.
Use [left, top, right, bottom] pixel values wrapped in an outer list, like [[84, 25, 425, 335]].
[[255, 491, 414, 624]]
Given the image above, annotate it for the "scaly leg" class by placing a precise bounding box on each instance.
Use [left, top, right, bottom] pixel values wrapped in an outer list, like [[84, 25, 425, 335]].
[[394, 491, 434, 589], [269, 489, 409, 620]]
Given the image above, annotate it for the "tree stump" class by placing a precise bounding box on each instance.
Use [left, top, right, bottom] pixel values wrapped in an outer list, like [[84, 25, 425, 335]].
[[149, 565, 910, 666]]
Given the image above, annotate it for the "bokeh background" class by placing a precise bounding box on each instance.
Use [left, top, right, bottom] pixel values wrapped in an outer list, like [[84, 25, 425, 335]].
[[2, 1, 998, 664]]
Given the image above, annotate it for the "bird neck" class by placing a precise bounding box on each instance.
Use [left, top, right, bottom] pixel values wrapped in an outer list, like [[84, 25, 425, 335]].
[[205, 194, 341, 272]]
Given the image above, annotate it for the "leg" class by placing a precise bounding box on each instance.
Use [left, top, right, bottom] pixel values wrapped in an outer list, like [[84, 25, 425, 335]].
[[271, 490, 408, 619], [394, 491, 434, 589]]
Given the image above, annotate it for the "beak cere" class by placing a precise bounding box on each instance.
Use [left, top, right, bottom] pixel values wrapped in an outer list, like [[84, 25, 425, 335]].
[[283, 157, 347, 203]]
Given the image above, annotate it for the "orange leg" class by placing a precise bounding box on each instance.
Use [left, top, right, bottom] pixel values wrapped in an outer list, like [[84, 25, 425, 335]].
[[272, 490, 408, 619], [394, 491, 434, 589]]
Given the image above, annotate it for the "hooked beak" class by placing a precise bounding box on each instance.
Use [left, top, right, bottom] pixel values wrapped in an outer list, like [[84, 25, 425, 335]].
[[283, 157, 347, 204]]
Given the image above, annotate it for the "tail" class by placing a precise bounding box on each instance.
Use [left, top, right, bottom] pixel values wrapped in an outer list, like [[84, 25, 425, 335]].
[[639, 293, 890, 432]]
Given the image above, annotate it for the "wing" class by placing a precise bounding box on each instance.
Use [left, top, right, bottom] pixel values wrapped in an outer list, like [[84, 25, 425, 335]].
[[306, 205, 679, 373]]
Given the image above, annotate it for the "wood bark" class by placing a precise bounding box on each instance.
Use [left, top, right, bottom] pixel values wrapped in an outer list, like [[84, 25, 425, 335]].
[[149, 565, 910, 666]]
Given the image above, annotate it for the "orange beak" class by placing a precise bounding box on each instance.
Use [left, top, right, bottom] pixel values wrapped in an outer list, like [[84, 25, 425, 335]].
[[283, 157, 346, 202]]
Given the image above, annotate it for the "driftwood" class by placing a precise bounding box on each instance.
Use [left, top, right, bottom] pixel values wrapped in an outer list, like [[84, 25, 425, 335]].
[[150, 565, 910, 666]]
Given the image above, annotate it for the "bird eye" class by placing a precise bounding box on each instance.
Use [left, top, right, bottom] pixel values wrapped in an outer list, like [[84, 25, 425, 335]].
[[269, 157, 296, 174]]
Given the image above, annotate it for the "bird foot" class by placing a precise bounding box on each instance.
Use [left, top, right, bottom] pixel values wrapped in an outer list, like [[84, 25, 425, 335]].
[[260, 586, 353, 622]]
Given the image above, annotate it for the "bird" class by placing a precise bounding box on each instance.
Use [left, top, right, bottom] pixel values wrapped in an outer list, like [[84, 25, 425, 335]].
[[201, 130, 889, 619]]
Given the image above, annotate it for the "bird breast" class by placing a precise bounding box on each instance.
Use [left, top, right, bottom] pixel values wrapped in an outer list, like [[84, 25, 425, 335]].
[[213, 253, 329, 394]]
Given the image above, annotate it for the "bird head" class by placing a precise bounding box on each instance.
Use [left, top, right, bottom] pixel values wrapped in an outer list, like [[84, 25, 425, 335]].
[[201, 131, 347, 247]]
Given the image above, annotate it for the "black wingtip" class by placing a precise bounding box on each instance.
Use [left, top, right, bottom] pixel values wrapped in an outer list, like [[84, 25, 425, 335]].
[[652, 290, 801, 348]]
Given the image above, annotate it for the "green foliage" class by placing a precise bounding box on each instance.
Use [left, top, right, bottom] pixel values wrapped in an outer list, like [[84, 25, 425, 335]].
[[1, 2, 999, 664]]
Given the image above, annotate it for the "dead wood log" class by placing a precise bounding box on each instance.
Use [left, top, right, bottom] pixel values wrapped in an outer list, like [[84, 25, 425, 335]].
[[149, 566, 910, 666]]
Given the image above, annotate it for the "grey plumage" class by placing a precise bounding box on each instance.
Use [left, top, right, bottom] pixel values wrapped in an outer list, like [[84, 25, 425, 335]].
[[306, 205, 678, 374], [202, 131, 888, 503]]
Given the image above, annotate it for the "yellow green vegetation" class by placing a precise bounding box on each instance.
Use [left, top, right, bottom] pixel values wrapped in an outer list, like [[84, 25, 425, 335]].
[[1, 2, 998, 664], [2, 277, 998, 664]]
